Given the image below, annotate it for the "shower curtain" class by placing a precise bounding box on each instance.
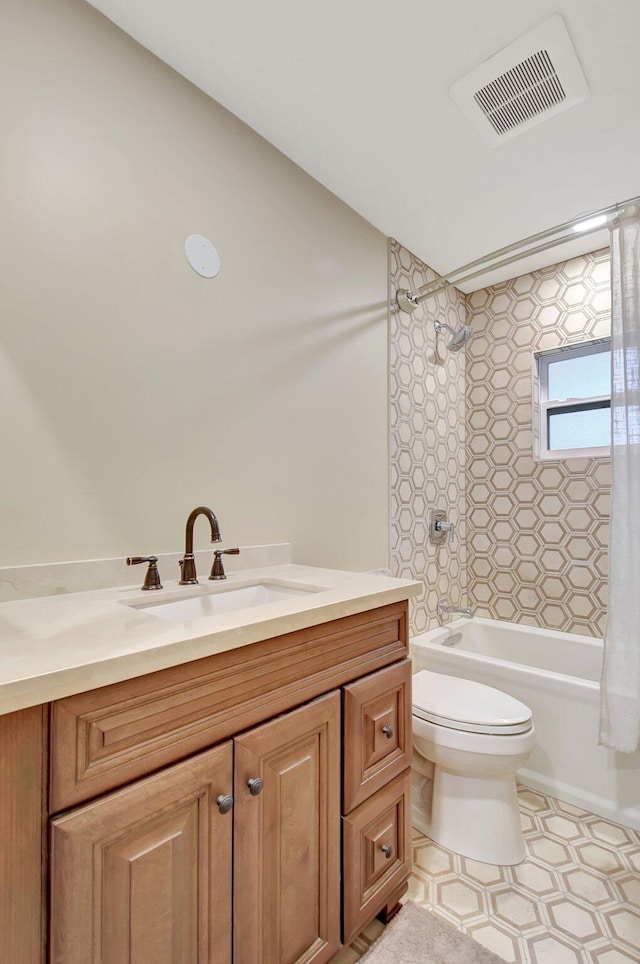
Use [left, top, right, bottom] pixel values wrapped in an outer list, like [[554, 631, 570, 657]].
[[600, 205, 640, 753]]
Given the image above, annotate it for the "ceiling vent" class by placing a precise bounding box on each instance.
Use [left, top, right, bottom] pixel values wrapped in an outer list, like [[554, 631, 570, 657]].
[[450, 15, 589, 145]]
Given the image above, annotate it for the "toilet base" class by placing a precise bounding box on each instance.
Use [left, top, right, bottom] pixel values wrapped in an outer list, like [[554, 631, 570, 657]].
[[412, 765, 526, 865]]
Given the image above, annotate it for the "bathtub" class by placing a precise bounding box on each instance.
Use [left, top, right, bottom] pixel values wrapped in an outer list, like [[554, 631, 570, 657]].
[[411, 617, 640, 831]]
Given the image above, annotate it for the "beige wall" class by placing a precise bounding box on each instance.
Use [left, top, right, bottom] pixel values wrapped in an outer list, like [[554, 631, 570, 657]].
[[389, 240, 467, 634], [466, 250, 611, 637], [0, 0, 389, 569]]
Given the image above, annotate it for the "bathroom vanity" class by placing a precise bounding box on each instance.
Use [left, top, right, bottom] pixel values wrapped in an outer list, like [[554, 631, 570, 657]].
[[0, 561, 418, 963]]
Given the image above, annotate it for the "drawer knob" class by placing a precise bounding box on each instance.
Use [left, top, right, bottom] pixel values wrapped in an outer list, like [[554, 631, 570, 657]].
[[247, 777, 264, 796], [216, 794, 234, 814], [381, 844, 394, 859], [382, 725, 394, 739]]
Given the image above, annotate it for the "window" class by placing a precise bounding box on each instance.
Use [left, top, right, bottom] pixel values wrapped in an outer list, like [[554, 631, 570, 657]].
[[536, 339, 611, 459]]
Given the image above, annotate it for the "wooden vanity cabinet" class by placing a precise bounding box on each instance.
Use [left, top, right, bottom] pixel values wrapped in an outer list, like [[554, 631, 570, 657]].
[[0, 600, 411, 963], [50, 692, 341, 964]]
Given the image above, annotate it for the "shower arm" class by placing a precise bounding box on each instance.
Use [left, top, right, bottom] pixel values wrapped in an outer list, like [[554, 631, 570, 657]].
[[396, 192, 640, 314], [434, 320, 456, 337]]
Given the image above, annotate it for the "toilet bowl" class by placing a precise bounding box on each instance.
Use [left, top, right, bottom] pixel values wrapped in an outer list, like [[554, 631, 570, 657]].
[[412, 670, 535, 865]]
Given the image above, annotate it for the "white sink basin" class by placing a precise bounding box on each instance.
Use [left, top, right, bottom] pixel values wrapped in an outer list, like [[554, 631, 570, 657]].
[[128, 581, 322, 622]]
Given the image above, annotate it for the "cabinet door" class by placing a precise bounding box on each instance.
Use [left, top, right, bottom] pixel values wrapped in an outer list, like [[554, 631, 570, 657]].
[[50, 741, 233, 964], [234, 692, 341, 964]]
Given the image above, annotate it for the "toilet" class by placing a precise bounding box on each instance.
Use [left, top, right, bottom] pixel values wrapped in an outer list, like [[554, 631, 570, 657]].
[[412, 670, 535, 865]]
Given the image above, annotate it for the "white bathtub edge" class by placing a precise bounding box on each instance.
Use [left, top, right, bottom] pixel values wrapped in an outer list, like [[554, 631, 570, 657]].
[[518, 768, 640, 832]]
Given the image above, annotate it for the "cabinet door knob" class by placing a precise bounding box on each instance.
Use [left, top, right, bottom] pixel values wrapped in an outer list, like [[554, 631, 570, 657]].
[[382, 725, 394, 739], [247, 777, 264, 796], [381, 844, 394, 859], [216, 794, 234, 814]]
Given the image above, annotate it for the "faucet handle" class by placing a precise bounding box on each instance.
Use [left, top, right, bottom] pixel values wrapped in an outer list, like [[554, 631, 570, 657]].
[[127, 555, 163, 591], [209, 548, 240, 581]]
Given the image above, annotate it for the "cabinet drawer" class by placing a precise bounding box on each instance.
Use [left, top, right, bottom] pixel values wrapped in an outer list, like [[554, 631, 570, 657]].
[[342, 769, 411, 945], [50, 602, 408, 811], [342, 660, 411, 813]]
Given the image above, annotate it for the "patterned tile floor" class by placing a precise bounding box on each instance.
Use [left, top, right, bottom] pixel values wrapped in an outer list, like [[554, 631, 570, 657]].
[[407, 786, 640, 963]]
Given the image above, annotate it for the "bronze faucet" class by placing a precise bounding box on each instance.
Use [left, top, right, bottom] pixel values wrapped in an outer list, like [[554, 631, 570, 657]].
[[179, 506, 222, 585]]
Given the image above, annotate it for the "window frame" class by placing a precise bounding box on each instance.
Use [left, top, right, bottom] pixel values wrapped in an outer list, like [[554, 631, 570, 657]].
[[535, 338, 611, 461]]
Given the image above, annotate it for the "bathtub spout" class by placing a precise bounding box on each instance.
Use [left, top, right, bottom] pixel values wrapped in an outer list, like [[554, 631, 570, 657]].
[[437, 599, 473, 619]]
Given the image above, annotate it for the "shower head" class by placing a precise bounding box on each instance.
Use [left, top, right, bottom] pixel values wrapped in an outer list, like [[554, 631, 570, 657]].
[[434, 320, 474, 352], [448, 325, 474, 352]]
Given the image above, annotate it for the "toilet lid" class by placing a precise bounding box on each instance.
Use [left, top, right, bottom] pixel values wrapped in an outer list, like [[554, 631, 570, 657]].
[[412, 670, 533, 735]]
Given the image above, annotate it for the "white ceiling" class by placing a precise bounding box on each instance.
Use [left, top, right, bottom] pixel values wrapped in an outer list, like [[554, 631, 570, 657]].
[[85, 0, 640, 290]]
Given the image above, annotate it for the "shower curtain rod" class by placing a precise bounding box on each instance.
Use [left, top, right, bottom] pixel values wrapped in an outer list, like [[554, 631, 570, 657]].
[[396, 192, 640, 313]]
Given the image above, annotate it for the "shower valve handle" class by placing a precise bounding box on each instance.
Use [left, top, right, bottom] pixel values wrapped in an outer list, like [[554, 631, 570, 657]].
[[435, 519, 455, 543], [429, 509, 455, 546]]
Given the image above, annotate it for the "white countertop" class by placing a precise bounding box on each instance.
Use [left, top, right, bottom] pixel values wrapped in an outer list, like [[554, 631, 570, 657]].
[[0, 563, 419, 716]]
